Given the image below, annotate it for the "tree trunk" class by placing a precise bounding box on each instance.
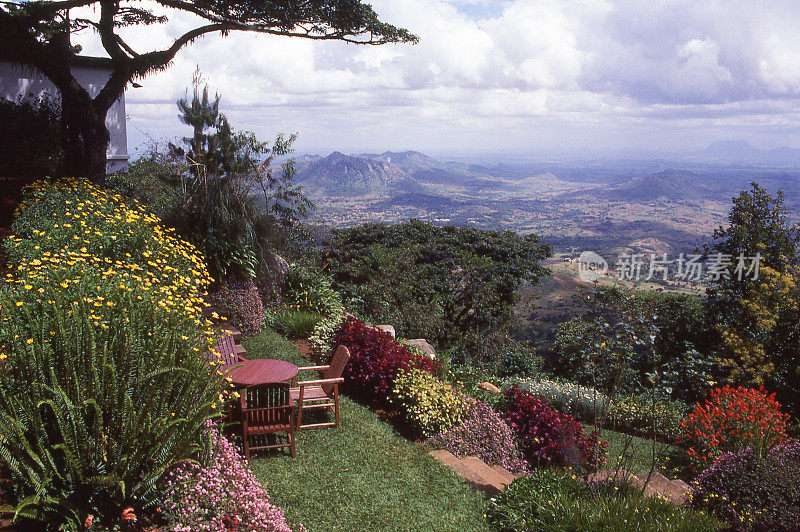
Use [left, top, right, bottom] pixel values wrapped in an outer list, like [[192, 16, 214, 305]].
[[60, 83, 110, 185]]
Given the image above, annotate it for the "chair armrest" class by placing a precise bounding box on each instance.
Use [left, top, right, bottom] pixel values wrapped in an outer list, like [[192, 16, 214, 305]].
[[296, 377, 344, 387], [297, 365, 330, 372]]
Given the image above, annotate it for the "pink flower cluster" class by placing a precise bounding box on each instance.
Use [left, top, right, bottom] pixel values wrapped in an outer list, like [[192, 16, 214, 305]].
[[208, 279, 266, 335], [162, 426, 304, 532], [432, 399, 529, 474]]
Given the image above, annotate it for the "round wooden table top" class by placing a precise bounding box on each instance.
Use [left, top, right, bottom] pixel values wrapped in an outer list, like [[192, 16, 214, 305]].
[[227, 359, 299, 387]]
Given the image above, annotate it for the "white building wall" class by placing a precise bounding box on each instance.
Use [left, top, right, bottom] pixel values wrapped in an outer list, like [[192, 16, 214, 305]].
[[0, 61, 129, 173]]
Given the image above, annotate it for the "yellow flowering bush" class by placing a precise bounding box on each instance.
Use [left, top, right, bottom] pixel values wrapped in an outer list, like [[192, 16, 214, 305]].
[[0, 178, 228, 530], [393, 368, 469, 438], [6, 177, 211, 301]]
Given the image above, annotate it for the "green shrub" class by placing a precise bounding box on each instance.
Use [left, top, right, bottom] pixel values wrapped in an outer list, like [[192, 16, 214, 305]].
[[308, 304, 346, 359], [0, 96, 63, 178], [271, 308, 321, 339], [486, 468, 725, 532], [455, 331, 540, 379], [607, 395, 687, 442], [107, 150, 182, 220], [0, 290, 223, 529], [283, 265, 343, 316], [393, 369, 469, 437]]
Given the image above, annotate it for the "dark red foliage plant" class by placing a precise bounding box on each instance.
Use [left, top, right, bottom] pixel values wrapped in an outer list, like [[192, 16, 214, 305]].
[[501, 386, 607, 470], [333, 316, 439, 399]]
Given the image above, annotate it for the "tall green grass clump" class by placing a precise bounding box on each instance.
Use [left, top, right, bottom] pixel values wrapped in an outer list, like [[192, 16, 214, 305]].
[[271, 308, 322, 339], [486, 468, 725, 531]]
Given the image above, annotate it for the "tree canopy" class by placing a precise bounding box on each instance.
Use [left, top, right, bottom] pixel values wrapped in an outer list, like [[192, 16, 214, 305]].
[[0, 0, 417, 180], [110, 80, 312, 282], [316, 220, 552, 354], [704, 183, 800, 411]]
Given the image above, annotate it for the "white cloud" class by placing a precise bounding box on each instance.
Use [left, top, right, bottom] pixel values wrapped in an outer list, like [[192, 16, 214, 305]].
[[70, 0, 800, 154]]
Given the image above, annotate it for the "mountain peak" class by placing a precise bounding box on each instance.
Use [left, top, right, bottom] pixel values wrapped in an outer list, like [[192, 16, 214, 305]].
[[295, 152, 421, 197]]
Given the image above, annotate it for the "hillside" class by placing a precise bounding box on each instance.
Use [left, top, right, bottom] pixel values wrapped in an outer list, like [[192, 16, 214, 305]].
[[295, 151, 423, 197], [586, 169, 705, 202]]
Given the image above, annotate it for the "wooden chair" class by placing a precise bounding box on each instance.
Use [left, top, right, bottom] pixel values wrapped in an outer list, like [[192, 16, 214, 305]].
[[290, 345, 350, 430], [211, 332, 246, 374], [240, 382, 296, 459]]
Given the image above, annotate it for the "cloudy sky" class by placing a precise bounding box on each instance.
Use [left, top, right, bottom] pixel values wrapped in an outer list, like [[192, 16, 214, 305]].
[[73, 0, 800, 159]]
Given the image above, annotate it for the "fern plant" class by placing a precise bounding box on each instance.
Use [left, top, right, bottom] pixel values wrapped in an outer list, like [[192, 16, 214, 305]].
[[0, 288, 225, 530]]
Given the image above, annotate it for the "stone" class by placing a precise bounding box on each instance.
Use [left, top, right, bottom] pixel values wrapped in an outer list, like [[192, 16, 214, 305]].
[[588, 469, 692, 506], [461, 456, 513, 494], [406, 339, 436, 359], [263, 252, 290, 292], [375, 325, 396, 338], [428, 450, 509, 495], [478, 381, 502, 394], [637, 471, 692, 505]]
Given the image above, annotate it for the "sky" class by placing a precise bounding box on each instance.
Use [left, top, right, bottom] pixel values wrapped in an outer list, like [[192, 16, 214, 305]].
[[71, 0, 800, 159]]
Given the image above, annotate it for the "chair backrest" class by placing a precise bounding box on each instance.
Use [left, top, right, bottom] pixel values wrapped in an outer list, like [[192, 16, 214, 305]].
[[241, 382, 292, 429], [321, 345, 350, 395], [212, 333, 242, 373]]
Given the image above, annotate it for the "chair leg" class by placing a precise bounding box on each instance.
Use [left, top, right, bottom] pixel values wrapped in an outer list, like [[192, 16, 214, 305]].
[[243, 434, 250, 460], [333, 385, 340, 428], [296, 387, 305, 430]]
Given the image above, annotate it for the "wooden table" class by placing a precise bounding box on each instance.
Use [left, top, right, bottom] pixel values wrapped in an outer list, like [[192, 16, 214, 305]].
[[228, 359, 299, 387]]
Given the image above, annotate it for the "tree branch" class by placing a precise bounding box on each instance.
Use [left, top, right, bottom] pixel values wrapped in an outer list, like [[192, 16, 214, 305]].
[[0, 8, 80, 95], [131, 23, 231, 77], [98, 0, 128, 61], [115, 34, 140, 57], [93, 65, 130, 113]]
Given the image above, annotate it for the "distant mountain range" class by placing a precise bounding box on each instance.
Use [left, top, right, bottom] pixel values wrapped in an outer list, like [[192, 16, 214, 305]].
[[295, 150, 488, 197], [292, 144, 800, 200], [695, 140, 800, 164]]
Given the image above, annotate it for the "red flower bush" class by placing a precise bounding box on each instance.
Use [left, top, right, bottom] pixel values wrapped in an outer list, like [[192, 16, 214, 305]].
[[501, 387, 606, 470], [333, 317, 439, 398], [680, 385, 791, 471]]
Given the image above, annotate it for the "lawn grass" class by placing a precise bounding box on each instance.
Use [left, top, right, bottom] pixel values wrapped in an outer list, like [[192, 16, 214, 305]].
[[242, 328, 491, 532]]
